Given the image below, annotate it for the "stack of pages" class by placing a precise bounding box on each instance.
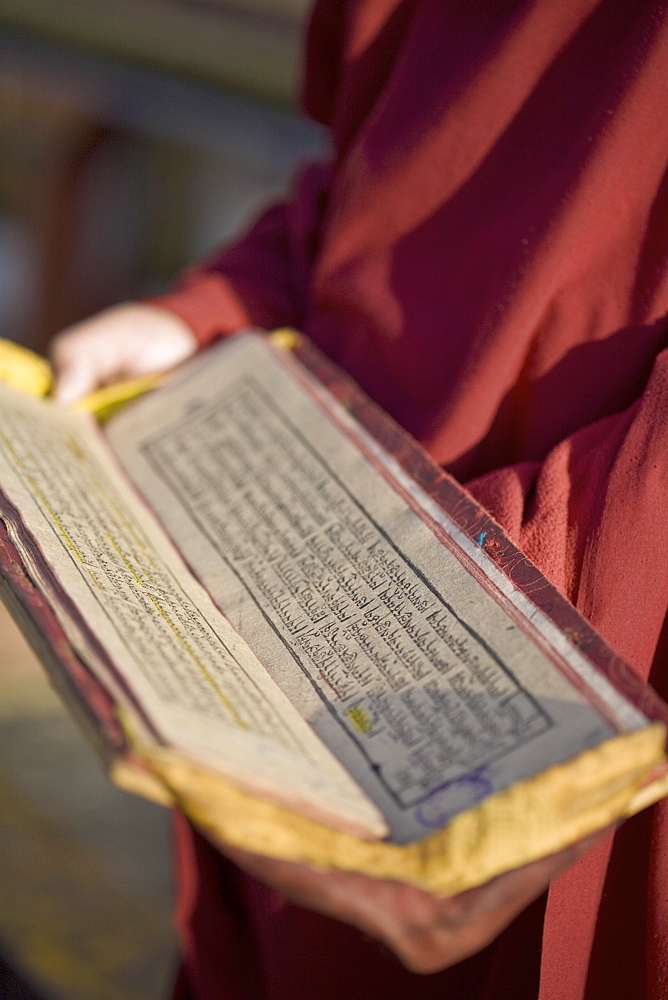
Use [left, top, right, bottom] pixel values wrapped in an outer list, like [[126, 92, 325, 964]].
[[0, 331, 666, 895]]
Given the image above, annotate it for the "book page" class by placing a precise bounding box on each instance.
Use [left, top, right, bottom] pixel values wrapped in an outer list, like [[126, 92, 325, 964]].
[[0, 382, 384, 835], [108, 334, 647, 843]]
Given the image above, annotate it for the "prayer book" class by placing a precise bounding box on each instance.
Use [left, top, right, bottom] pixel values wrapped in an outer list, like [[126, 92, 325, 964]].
[[1, 331, 667, 895]]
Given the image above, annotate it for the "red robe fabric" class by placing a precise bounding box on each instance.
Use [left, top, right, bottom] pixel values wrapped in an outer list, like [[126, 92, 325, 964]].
[[156, 1, 668, 997]]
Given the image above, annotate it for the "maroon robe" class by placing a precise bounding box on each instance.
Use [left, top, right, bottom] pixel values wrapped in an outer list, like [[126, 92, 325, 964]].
[[156, 1, 668, 997]]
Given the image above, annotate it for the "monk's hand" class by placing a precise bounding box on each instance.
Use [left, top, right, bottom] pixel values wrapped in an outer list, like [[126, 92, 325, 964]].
[[222, 830, 603, 974], [50, 302, 198, 405]]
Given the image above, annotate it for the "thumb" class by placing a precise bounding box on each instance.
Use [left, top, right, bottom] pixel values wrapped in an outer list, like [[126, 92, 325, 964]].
[[52, 353, 98, 406]]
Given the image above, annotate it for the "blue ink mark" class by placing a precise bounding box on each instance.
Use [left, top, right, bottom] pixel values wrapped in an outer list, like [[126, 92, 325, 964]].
[[414, 772, 493, 830], [476, 531, 487, 547]]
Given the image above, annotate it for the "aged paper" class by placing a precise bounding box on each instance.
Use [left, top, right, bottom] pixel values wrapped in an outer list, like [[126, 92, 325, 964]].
[[108, 334, 642, 843], [0, 382, 383, 834]]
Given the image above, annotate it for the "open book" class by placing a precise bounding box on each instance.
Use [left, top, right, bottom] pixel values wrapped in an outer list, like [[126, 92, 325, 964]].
[[1, 331, 667, 895]]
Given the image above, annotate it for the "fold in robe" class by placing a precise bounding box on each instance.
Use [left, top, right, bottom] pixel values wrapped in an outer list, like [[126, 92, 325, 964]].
[[155, 2, 668, 996]]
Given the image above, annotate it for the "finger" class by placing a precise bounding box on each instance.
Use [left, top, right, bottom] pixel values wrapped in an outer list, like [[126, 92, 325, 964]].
[[52, 353, 99, 405], [381, 830, 611, 972], [392, 828, 612, 971], [222, 829, 611, 976]]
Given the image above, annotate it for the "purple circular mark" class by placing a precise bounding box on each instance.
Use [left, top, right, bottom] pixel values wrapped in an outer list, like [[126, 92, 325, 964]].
[[414, 773, 493, 829]]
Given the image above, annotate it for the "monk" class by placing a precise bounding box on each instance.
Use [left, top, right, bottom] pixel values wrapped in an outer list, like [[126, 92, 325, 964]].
[[52, 1, 668, 997]]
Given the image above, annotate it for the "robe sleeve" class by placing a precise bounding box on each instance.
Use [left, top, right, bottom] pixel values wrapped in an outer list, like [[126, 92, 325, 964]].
[[466, 344, 668, 682], [151, 160, 333, 347]]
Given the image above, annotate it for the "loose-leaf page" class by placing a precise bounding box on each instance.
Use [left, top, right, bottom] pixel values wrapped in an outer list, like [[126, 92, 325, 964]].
[[107, 333, 647, 843]]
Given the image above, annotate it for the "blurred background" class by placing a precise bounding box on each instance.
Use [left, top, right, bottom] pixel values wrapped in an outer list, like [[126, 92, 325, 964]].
[[0, 2, 324, 997]]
